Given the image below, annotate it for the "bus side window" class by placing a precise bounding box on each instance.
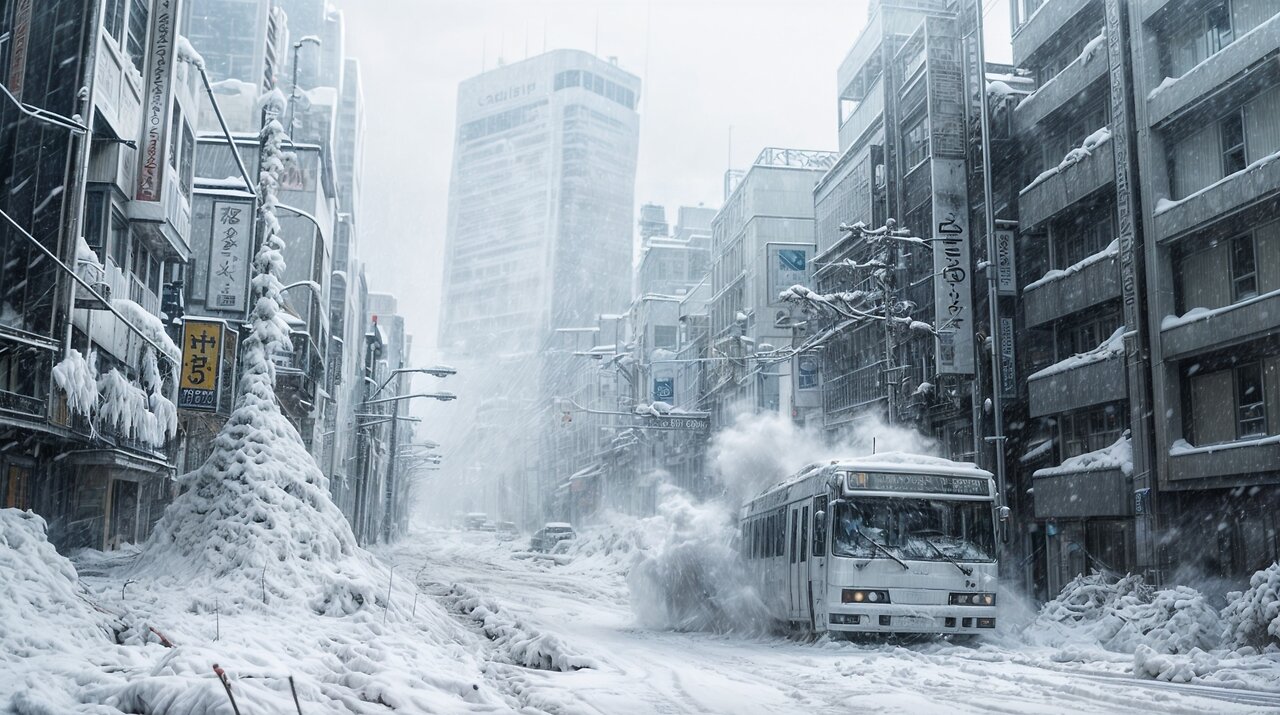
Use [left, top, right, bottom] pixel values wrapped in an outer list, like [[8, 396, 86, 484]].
[[812, 496, 827, 557], [800, 506, 809, 562], [775, 508, 786, 556], [790, 509, 799, 564], [754, 518, 763, 559]]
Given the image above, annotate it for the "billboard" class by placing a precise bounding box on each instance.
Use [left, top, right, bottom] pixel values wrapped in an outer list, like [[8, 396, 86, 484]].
[[930, 159, 975, 375], [135, 0, 177, 203], [766, 243, 813, 306], [206, 200, 253, 312], [179, 319, 225, 411]]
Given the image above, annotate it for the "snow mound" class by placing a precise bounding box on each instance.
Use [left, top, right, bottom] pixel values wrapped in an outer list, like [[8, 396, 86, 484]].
[[1222, 561, 1280, 649], [438, 582, 598, 671], [0, 509, 116, 659], [136, 379, 383, 616], [627, 486, 773, 634], [1030, 573, 1220, 655]]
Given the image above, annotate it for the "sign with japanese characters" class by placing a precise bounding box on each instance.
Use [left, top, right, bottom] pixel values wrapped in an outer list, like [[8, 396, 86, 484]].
[[930, 158, 975, 375], [999, 317, 1017, 399], [766, 243, 812, 307], [845, 471, 989, 496], [653, 378, 674, 403], [206, 200, 253, 312], [135, 0, 177, 203], [7, 0, 31, 101], [179, 319, 224, 410], [995, 230, 1017, 296]]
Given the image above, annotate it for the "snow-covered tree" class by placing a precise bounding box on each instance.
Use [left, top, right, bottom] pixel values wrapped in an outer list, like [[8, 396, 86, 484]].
[[137, 91, 385, 615]]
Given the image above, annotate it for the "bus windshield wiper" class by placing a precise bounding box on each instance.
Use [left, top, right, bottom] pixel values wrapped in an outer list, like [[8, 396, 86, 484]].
[[921, 536, 972, 577], [853, 528, 909, 570]]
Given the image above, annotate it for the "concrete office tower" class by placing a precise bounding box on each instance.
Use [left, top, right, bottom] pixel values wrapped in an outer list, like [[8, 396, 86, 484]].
[[439, 50, 642, 356], [184, 0, 286, 92]]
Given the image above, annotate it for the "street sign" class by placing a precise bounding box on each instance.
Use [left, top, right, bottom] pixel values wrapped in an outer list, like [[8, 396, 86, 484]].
[[603, 413, 710, 433], [653, 378, 674, 402], [179, 319, 224, 410]]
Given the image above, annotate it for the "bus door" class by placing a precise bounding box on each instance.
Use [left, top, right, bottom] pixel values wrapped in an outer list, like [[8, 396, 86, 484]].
[[798, 504, 811, 624], [809, 495, 828, 630], [788, 505, 801, 619]]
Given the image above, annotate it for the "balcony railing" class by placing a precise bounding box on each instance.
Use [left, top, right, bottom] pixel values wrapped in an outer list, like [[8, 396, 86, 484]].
[[824, 361, 884, 416]]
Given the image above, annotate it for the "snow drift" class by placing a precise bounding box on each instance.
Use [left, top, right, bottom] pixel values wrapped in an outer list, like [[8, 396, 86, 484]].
[[1222, 561, 1280, 650], [0, 509, 116, 659]]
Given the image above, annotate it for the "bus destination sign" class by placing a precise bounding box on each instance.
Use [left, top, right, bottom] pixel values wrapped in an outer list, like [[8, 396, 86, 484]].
[[845, 471, 989, 496]]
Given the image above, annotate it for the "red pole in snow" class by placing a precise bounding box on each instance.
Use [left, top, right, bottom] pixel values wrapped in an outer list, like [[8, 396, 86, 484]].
[[212, 664, 242, 715]]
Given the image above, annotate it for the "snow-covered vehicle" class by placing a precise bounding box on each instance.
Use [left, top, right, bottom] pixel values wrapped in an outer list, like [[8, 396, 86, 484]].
[[530, 523, 576, 552], [739, 454, 1002, 636], [463, 513, 489, 530], [495, 521, 519, 540]]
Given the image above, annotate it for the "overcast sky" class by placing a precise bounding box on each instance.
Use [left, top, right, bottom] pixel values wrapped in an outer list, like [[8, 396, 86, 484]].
[[331, 0, 1013, 360]]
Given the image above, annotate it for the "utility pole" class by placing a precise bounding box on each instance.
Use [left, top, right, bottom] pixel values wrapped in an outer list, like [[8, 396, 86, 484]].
[[973, 0, 1009, 517]]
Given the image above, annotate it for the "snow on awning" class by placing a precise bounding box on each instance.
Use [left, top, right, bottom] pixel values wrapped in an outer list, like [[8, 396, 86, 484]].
[[569, 464, 604, 482]]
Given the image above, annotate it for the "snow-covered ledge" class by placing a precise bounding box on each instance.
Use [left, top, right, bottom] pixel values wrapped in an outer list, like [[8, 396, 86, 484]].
[[1023, 239, 1120, 328], [1146, 12, 1280, 127], [1151, 148, 1280, 243], [1014, 31, 1106, 135], [1027, 327, 1128, 417], [1017, 128, 1115, 230], [1168, 434, 1280, 484], [1032, 436, 1134, 519], [1160, 288, 1280, 360]]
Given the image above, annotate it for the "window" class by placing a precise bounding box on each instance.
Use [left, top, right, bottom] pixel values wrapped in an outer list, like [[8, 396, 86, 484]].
[[903, 115, 930, 168], [109, 213, 129, 268], [179, 121, 195, 199], [800, 506, 809, 563], [168, 107, 181, 171], [126, 0, 149, 73], [774, 508, 785, 556], [653, 325, 678, 350], [1056, 310, 1122, 360], [812, 496, 827, 557], [82, 192, 107, 254], [1236, 362, 1266, 438], [789, 509, 798, 564], [1054, 208, 1114, 268], [1221, 110, 1246, 176], [1231, 234, 1257, 301], [104, 0, 126, 43], [148, 255, 161, 295], [1059, 404, 1125, 458], [1165, 0, 1234, 76]]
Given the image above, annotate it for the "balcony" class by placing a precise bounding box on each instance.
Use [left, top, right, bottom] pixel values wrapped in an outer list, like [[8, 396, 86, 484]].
[[1147, 13, 1280, 128], [1012, 0, 1094, 67], [1033, 466, 1132, 519], [127, 170, 193, 261], [838, 77, 883, 152], [823, 362, 883, 420], [1160, 289, 1280, 360], [1023, 242, 1121, 327], [1151, 153, 1280, 243], [1018, 136, 1115, 230], [1013, 33, 1108, 136], [1028, 350, 1126, 417], [1167, 435, 1280, 485]]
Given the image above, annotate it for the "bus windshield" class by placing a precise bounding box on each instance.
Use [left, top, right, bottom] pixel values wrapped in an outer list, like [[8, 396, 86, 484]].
[[831, 498, 995, 562]]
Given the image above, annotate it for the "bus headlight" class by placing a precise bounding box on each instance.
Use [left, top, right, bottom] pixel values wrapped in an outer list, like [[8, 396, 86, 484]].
[[949, 592, 995, 606], [842, 589, 890, 604]]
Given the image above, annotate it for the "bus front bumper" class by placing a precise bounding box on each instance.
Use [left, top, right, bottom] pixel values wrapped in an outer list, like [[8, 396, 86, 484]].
[[825, 604, 997, 634]]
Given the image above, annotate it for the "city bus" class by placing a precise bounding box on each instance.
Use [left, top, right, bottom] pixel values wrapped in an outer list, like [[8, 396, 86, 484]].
[[739, 453, 1002, 636]]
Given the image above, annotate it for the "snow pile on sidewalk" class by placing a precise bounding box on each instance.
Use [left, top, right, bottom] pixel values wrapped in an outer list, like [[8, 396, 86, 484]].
[[627, 485, 772, 634], [1030, 573, 1220, 655], [0, 509, 116, 658], [437, 582, 599, 671], [1222, 561, 1280, 650], [1024, 569, 1280, 690]]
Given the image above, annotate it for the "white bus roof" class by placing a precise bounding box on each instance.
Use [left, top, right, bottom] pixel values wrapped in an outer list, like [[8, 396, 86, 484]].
[[744, 452, 992, 508], [832, 452, 993, 479]]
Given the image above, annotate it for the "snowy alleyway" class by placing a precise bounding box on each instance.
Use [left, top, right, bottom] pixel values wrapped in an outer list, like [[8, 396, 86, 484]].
[[376, 529, 1280, 714]]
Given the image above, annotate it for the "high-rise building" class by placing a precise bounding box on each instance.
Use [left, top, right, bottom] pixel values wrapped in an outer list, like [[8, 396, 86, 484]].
[[439, 49, 641, 356]]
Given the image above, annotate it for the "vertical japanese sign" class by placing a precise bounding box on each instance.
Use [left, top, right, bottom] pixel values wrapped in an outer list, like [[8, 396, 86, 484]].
[[653, 378, 674, 403], [179, 319, 224, 410], [135, 0, 176, 203], [766, 244, 811, 306], [206, 200, 253, 311], [995, 230, 1017, 295], [7, 0, 31, 100], [927, 19, 975, 375], [999, 317, 1017, 399]]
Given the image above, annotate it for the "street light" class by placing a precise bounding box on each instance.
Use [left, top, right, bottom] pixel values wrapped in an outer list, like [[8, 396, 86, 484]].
[[371, 365, 457, 398], [362, 391, 457, 407], [288, 35, 322, 140]]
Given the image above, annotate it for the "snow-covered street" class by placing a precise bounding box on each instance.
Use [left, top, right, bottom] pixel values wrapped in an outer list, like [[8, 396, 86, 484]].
[[377, 528, 1280, 714]]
